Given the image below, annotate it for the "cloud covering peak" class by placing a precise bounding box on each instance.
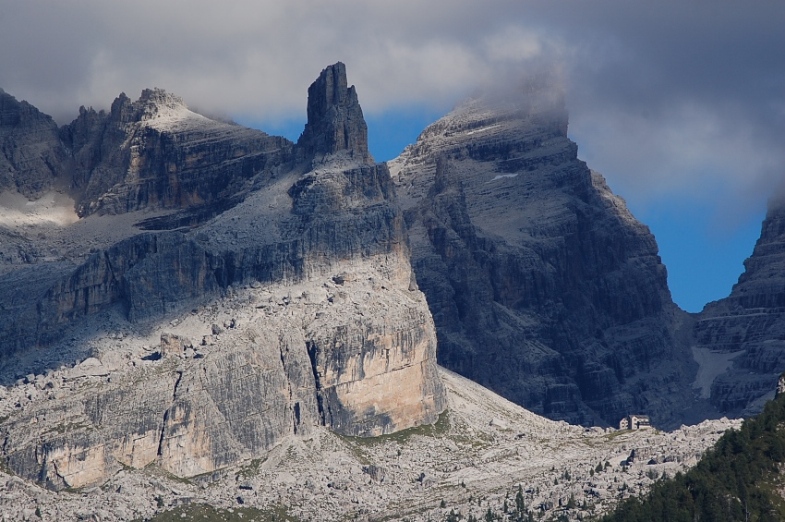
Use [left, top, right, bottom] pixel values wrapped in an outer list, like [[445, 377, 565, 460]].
[[1, 1, 783, 219]]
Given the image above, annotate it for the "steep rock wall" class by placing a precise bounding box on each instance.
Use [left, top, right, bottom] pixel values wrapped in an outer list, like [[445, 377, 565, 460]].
[[296, 62, 371, 164], [390, 91, 698, 427], [0, 64, 446, 489], [2, 267, 444, 490], [694, 201, 785, 414]]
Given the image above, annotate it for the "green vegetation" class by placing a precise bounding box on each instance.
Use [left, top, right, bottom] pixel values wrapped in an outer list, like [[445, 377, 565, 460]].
[[601, 387, 785, 522], [342, 410, 451, 447], [235, 458, 264, 480], [0, 456, 13, 476], [143, 463, 194, 486], [134, 504, 298, 522], [337, 410, 453, 465]]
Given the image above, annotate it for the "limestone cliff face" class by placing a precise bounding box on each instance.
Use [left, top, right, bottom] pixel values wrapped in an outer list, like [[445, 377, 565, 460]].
[[390, 91, 697, 427], [2, 266, 442, 489], [60, 88, 292, 217], [0, 88, 69, 198], [694, 201, 785, 414], [0, 64, 445, 490]]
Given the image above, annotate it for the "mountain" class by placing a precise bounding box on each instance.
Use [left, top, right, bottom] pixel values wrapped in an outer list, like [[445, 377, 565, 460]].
[[0, 63, 445, 490], [693, 199, 785, 416], [3, 62, 781, 438], [389, 83, 704, 427], [0, 60, 780, 520]]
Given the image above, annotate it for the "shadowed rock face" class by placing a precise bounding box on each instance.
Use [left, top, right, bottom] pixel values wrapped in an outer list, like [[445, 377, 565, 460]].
[[296, 62, 371, 164], [0, 89, 69, 198], [0, 64, 445, 490], [390, 90, 701, 427], [60, 88, 292, 217], [694, 201, 785, 415]]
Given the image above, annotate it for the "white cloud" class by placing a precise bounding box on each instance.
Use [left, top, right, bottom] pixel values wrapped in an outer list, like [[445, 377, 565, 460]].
[[482, 25, 545, 63], [570, 100, 784, 226], [1, 0, 783, 224]]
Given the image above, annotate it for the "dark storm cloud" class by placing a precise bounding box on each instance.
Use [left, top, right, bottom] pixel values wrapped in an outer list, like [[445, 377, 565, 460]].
[[1, 1, 782, 216]]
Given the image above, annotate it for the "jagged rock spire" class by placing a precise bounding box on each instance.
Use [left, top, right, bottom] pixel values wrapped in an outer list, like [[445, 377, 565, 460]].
[[296, 62, 371, 163]]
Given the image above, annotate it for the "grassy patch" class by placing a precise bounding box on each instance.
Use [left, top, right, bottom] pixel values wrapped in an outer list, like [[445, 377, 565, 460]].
[[342, 410, 451, 447], [236, 458, 264, 480], [143, 463, 194, 486], [602, 430, 631, 442], [135, 504, 298, 522], [0, 456, 14, 476], [334, 411, 454, 466]]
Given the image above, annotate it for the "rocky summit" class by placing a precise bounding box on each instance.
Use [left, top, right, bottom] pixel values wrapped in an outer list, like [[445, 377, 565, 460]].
[[0, 63, 445, 490], [61, 87, 291, 218], [389, 84, 703, 428]]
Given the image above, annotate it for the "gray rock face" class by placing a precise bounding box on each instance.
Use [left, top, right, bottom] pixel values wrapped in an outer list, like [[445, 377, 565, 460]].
[[296, 62, 371, 163], [2, 272, 444, 490], [390, 90, 699, 427], [1, 159, 409, 353], [60, 88, 292, 217], [0, 88, 69, 198], [0, 366, 738, 522], [694, 201, 785, 414], [0, 64, 446, 489]]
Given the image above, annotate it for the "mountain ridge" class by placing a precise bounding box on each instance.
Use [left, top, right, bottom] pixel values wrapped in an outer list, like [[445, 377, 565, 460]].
[[0, 63, 446, 491], [1, 63, 782, 430], [0, 61, 783, 520]]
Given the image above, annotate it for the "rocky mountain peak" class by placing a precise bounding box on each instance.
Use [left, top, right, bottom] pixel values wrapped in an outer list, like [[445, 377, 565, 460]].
[[0, 88, 55, 130], [136, 88, 188, 121], [107, 88, 190, 126], [109, 91, 132, 121], [0, 88, 67, 198], [0, 65, 446, 491], [390, 86, 696, 427], [296, 62, 371, 163], [723, 199, 785, 309], [758, 199, 785, 249], [61, 85, 291, 218]]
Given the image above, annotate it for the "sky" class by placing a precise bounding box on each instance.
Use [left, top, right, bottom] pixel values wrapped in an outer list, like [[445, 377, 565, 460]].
[[1, 1, 783, 312]]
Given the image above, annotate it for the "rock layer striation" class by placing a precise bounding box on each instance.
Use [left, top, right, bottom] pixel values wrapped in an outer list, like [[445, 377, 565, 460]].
[[390, 87, 700, 427], [0, 88, 69, 198], [60, 88, 291, 218], [0, 63, 446, 489], [694, 200, 785, 415]]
